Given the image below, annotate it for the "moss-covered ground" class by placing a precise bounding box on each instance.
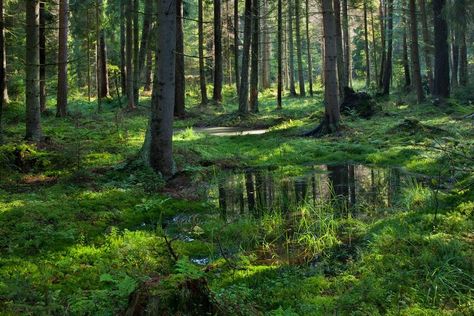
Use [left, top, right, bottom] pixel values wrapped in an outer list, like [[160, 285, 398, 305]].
[[0, 86, 473, 315]]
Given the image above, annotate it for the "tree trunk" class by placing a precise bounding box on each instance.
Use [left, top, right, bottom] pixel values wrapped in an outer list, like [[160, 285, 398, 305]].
[[25, 0, 41, 141], [126, 0, 136, 109], [295, 0, 305, 97], [260, 0, 270, 90], [370, 6, 378, 87], [98, 31, 109, 98], [333, 0, 344, 96], [432, 0, 449, 98], [238, 0, 252, 113], [137, 0, 153, 89], [132, 0, 140, 105], [249, 0, 259, 112], [233, 0, 240, 95], [305, 0, 313, 96], [198, 0, 208, 105], [120, 0, 127, 94], [419, 0, 433, 93], [409, 0, 424, 103], [144, 49, 152, 91], [381, 0, 393, 95], [459, 32, 468, 86], [0, 0, 3, 138], [363, 1, 370, 88], [277, 0, 283, 109], [288, 0, 297, 96], [56, 0, 68, 117], [451, 37, 459, 88], [174, 0, 185, 117], [147, 0, 176, 178], [213, 0, 223, 104], [378, 0, 386, 89], [306, 0, 339, 136], [402, 0, 410, 89], [342, 0, 351, 87], [39, 2, 46, 112]]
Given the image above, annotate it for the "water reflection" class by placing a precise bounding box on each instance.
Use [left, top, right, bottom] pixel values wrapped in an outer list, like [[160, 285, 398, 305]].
[[206, 164, 412, 219]]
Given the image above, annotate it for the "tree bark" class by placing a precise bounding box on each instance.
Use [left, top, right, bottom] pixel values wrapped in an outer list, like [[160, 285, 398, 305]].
[[459, 32, 468, 86], [419, 0, 433, 93], [342, 0, 351, 87], [25, 0, 41, 141], [233, 0, 240, 95], [0, 0, 3, 138], [288, 0, 297, 96], [126, 0, 136, 109], [381, 0, 393, 96], [213, 0, 223, 104], [174, 0, 185, 117], [306, 0, 339, 136], [144, 49, 152, 91], [333, 0, 344, 96], [409, 0, 424, 103], [295, 0, 305, 96], [132, 0, 139, 105], [137, 0, 153, 89], [305, 0, 313, 96], [451, 36, 459, 88], [260, 0, 270, 90], [432, 0, 450, 98], [98, 30, 109, 99], [120, 0, 127, 94], [249, 0, 259, 112], [39, 2, 46, 112], [56, 0, 68, 117], [402, 0, 411, 89], [198, 0, 208, 105], [363, 1, 370, 88], [238, 0, 252, 113], [378, 0, 386, 89], [147, 0, 176, 178], [370, 6, 378, 87]]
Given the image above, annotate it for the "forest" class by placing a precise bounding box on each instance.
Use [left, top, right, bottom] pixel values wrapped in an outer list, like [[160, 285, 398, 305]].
[[0, 0, 473, 314]]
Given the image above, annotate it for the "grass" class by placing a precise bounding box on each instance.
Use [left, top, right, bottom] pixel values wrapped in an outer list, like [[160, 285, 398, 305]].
[[0, 85, 473, 314]]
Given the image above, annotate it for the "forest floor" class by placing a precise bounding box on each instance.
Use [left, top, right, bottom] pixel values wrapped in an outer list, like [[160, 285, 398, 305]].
[[0, 86, 473, 315]]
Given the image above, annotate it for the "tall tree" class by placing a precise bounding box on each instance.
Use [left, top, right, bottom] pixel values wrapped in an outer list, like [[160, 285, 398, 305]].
[[288, 0, 297, 96], [97, 0, 109, 100], [277, 0, 283, 109], [249, 0, 259, 112], [25, 0, 41, 141], [213, 0, 223, 104], [334, 0, 345, 95], [260, 0, 271, 90], [305, 0, 313, 96], [409, 0, 424, 103], [342, 0, 351, 87], [419, 0, 433, 92], [306, 0, 339, 136], [233, 0, 240, 95], [198, 0, 208, 105], [57, 0, 68, 117], [0, 0, 3, 139], [39, 2, 46, 112], [120, 0, 126, 94], [146, 0, 176, 178], [174, 0, 185, 117], [294, 0, 305, 96], [126, 0, 136, 109], [137, 0, 153, 89], [238, 0, 252, 113], [132, 0, 139, 105], [381, 0, 393, 95], [363, 1, 371, 88], [432, 0, 450, 98], [402, 0, 411, 89], [378, 0, 386, 88]]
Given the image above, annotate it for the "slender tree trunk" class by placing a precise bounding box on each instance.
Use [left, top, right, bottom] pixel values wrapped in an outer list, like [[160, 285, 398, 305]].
[[95, 0, 102, 111], [39, 2, 46, 112], [98, 31, 109, 98], [174, 0, 185, 117], [147, 0, 176, 178], [126, 0, 136, 109], [261, 0, 271, 90], [451, 37, 459, 88], [120, 0, 127, 94], [363, 1, 370, 88], [295, 0, 305, 96], [305, 0, 313, 96], [334, 0, 344, 96], [419, 0, 433, 93], [432, 0, 449, 98], [370, 6, 378, 87], [409, 0, 424, 103], [238, 0, 252, 113], [288, 0, 297, 96], [233, 0, 240, 95], [459, 32, 468, 86], [306, 0, 339, 136], [0, 0, 5, 107], [25, 0, 41, 141], [87, 10, 92, 102], [138, 0, 153, 88], [56, 0, 68, 117], [401, 0, 410, 89], [378, 0, 386, 89], [198, 0, 208, 105], [342, 0, 351, 87], [132, 0, 139, 105], [213, 0, 223, 104], [381, 0, 393, 95], [249, 0, 259, 112], [277, 0, 283, 109], [144, 49, 152, 91]]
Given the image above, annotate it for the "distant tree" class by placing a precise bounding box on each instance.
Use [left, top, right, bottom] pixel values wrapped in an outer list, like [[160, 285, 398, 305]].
[[277, 0, 283, 109], [0, 0, 3, 139], [363, 0, 370, 88], [409, 0, 424, 103], [294, 0, 305, 97], [260, 0, 271, 90], [287, 0, 297, 96], [342, 0, 351, 87], [198, 0, 208, 105], [137, 0, 153, 90], [39, 2, 46, 112], [174, 0, 185, 117], [419, 0, 433, 92], [305, 0, 313, 96], [334, 0, 344, 96], [432, 0, 450, 98], [402, 0, 411, 89], [381, 0, 393, 96], [132, 0, 139, 105], [56, 0, 68, 117], [233, 0, 240, 95], [238, 0, 252, 113], [249, 0, 259, 112], [25, 0, 41, 141], [213, 0, 223, 104], [126, 0, 136, 109]]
